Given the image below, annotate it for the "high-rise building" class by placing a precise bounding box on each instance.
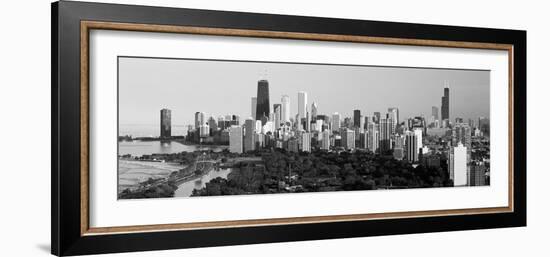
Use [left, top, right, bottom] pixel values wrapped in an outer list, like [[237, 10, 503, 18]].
[[441, 85, 450, 122], [359, 131, 369, 149], [298, 91, 307, 122], [244, 118, 256, 152], [432, 106, 439, 120], [255, 80, 270, 124], [364, 116, 371, 130], [251, 97, 257, 120], [273, 104, 281, 130], [195, 112, 206, 129], [207, 116, 217, 134], [393, 135, 405, 160], [217, 116, 226, 130], [281, 95, 290, 123], [353, 110, 361, 128], [388, 107, 399, 130], [311, 102, 318, 120], [413, 127, 423, 154], [469, 164, 487, 186], [332, 113, 341, 132], [379, 118, 392, 153], [373, 112, 381, 124], [452, 123, 472, 149], [478, 117, 490, 136], [199, 125, 210, 138], [321, 130, 331, 150], [449, 143, 468, 186], [301, 132, 312, 152], [367, 123, 379, 153], [405, 131, 418, 163], [229, 125, 243, 153], [160, 108, 171, 138], [340, 128, 355, 150]]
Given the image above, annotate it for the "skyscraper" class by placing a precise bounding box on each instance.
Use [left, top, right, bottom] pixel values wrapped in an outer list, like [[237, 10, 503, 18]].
[[244, 118, 256, 152], [301, 132, 312, 152], [273, 104, 281, 130], [367, 122, 379, 153], [431, 106, 439, 120], [441, 85, 450, 122], [321, 130, 331, 150], [373, 112, 381, 124], [229, 125, 243, 153], [379, 118, 392, 153], [194, 112, 205, 129], [341, 128, 355, 150], [281, 95, 291, 123], [387, 107, 399, 129], [452, 123, 472, 149], [413, 127, 423, 154], [255, 80, 270, 124], [353, 110, 361, 128], [405, 131, 418, 163], [449, 143, 468, 186], [207, 116, 217, 134], [251, 97, 257, 120], [160, 108, 171, 138], [332, 112, 341, 132], [298, 91, 307, 122], [311, 102, 318, 120]]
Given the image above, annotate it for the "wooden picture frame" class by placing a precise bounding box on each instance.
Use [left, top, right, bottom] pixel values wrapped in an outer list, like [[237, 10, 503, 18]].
[[52, 1, 526, 256]]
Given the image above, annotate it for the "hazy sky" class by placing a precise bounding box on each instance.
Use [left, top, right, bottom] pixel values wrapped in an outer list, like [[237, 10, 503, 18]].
[[118, 57, 489, 126]]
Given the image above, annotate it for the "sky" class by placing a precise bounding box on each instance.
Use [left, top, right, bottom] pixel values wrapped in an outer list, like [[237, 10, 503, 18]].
[[118, 57, 490, 126]]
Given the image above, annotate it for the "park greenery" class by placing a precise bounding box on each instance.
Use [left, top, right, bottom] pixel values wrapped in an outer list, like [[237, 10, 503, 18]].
[[192, 149, 453, 196]]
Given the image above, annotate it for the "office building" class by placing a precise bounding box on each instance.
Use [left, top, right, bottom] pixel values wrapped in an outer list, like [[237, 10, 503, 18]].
[[388, 107, 399, 130], [353, 110, 361, 128], [244, 118, 256, 152], [229, 126, 243, 153], [321, 130, 331, 150], [255, 80, 270, 124], [379, 118, 392, 153], [301, 132, 312, 152], [273, 104, 281, 129], [441, 85, 450, 121], [298, 91, 307, 122], [405, 131, 418, 163], [311, 102, 318, 120], [194, 111, 205, 129], [251, 97, 257, 120], [452, 123, 472, 149], [449, 143, 468, 186], [281, 95, 291, 123], [432, 106, 439, 120], [160, 108, 171, 138], [341, 128, 355, 150], [332, 112, 341, 132]]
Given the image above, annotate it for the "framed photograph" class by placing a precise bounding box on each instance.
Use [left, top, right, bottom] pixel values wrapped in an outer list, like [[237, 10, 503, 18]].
[[52, 1, 526, 256]]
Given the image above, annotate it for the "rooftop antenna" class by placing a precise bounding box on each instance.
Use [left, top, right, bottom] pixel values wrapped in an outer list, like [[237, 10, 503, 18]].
[[260, 68, 268, 80]]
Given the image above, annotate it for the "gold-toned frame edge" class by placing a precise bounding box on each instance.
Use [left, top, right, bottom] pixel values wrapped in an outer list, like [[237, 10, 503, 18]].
[[80, 20, 515, 236]]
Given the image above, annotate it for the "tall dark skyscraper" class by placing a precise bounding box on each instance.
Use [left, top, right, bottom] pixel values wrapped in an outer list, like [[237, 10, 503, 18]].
[[441, 86, 450, 121], [160, 108, 171, 138], [353, 110, 361, 128], [255, 79, 270, 124]]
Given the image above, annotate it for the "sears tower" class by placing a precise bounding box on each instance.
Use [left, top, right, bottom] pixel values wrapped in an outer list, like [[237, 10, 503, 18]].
[[255, 79, 270, 125], [441, 86, 450, 121]]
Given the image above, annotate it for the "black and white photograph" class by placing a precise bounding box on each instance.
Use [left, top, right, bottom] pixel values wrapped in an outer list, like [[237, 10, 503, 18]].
[[117, 57, 491, 199]]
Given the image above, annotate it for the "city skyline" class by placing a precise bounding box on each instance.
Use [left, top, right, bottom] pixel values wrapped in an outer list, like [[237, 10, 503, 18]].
[[118, 57, 490, 127]]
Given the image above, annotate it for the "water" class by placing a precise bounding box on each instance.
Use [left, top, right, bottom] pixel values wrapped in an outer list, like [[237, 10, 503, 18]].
[[118, 139, 230, 197], [119, 141, 228, 156], [119, 124, 188, 138], [118, 160, 182, 193], [174, 168, 233, 197]]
